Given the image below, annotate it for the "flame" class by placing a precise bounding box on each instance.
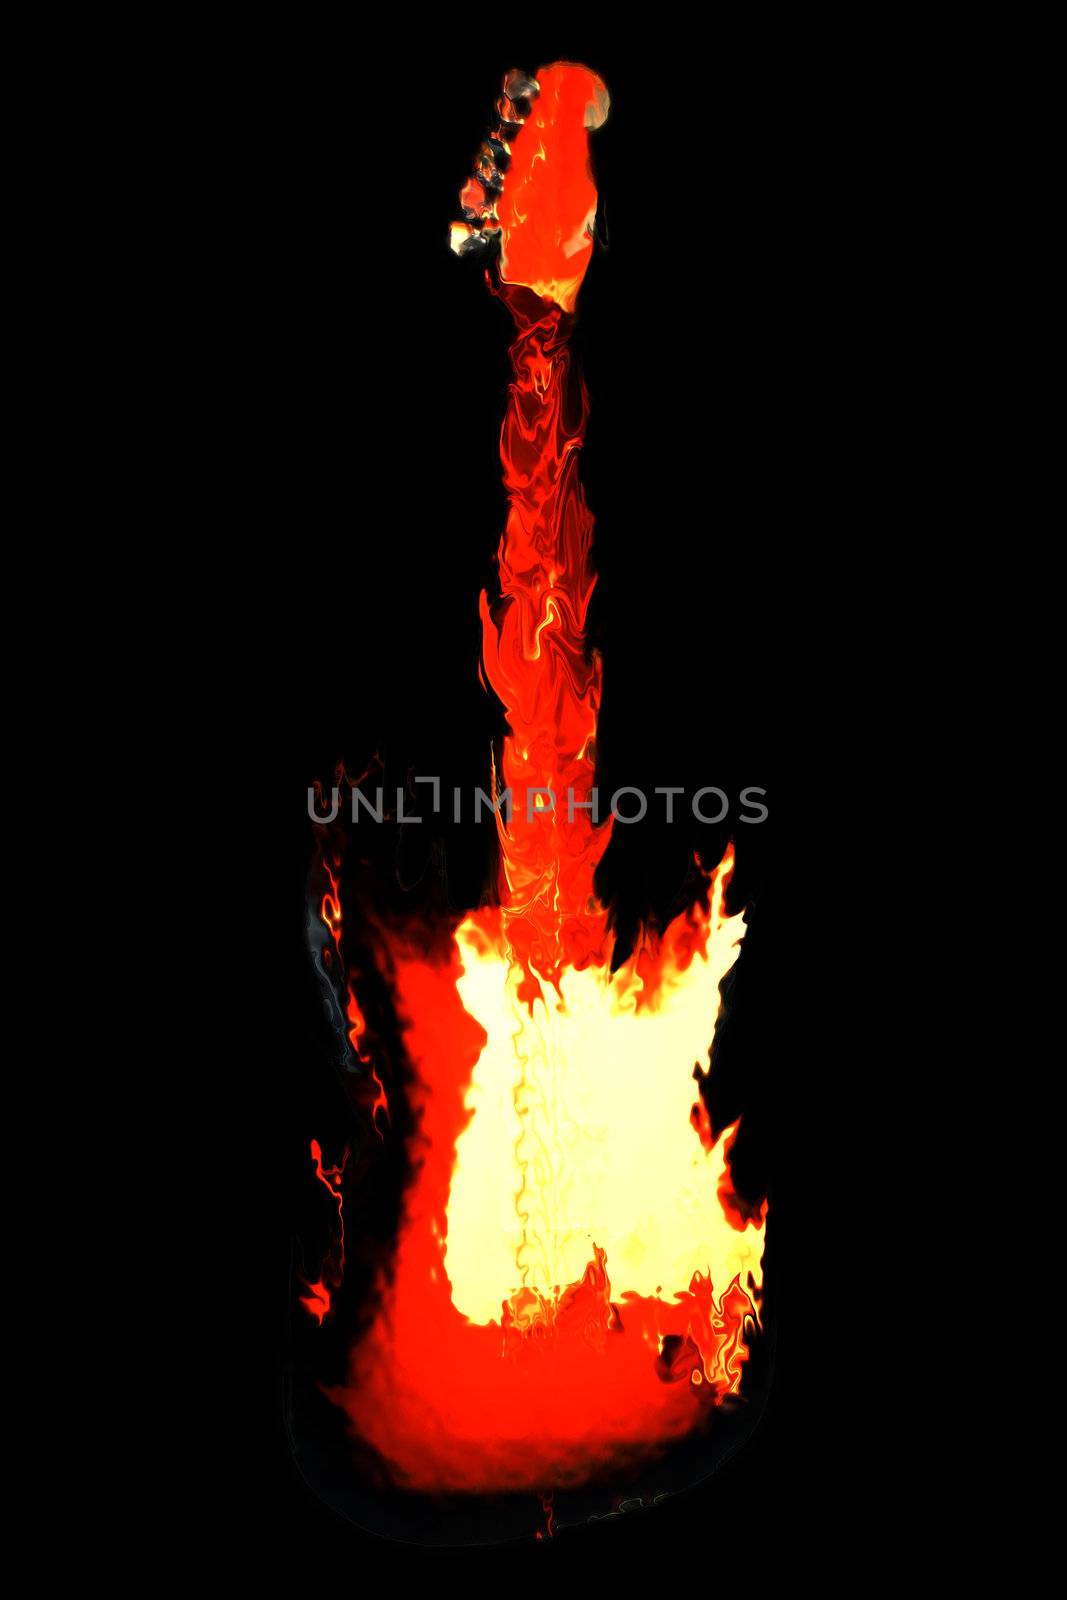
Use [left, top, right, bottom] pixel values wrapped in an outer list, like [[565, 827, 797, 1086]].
[[311, 63, 768, 1494], [306, 809, 393, 1137], [443, 853, 758, 1327], [299, 1280, 331, 1326], [321, 865, 343, 942], [327, 845, 764, 1488], [300, 1137, 348, 1324], [346, 983, 390, 1136]]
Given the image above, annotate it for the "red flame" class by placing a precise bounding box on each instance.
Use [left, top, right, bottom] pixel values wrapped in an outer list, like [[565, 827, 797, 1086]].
[[478, 282, 611, 987], [535, 1493, 555, 1541], [300, 1137, 348, 1324], [299, 1280, 331, 1327]]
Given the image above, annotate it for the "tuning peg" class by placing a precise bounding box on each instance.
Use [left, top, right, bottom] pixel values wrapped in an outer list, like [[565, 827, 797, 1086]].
[[449, 221, 502, 259], [458, 177, 496, 224], [502, 69, 539, 123], [495, 96, 524, 139], [450, 68, 538, 263], [473, 147, 505, 196], [483, 136, 510, 172]]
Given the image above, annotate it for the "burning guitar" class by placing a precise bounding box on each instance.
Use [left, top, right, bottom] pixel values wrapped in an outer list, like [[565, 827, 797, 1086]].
[[302, 62, 769, 1529]]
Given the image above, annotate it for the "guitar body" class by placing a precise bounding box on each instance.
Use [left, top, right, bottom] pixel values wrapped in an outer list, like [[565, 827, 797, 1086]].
[[289, 61, 774, 1547]]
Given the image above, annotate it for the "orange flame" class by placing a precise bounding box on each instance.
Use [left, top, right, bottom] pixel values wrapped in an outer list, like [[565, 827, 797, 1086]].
[[346, 983, 389, 1137], [321, 862, 343, 944]]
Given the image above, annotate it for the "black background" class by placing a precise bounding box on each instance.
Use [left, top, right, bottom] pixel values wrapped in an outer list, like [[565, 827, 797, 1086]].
[[219, 26, 890, 1579]]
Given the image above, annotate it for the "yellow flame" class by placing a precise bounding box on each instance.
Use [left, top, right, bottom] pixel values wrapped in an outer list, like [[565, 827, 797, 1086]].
[[444, 881, 762, 1325]]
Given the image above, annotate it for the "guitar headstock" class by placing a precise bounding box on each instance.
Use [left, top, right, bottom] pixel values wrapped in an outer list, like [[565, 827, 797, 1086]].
[[449, 62, 610, 313]]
